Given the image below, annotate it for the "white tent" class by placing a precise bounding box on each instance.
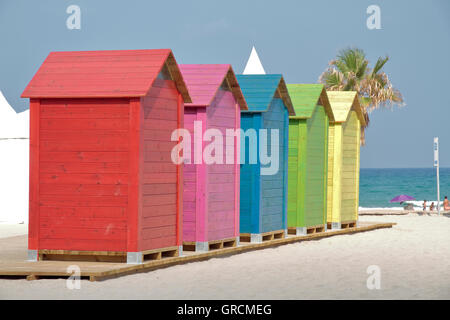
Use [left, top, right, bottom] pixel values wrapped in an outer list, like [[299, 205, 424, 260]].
[[0, 91, 29, 138], [243, 46, 266, 75], [0, 90, 29, 223]]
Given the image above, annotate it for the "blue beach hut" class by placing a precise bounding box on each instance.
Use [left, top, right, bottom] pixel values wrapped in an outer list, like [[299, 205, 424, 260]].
[[236, 74, 295, 242]]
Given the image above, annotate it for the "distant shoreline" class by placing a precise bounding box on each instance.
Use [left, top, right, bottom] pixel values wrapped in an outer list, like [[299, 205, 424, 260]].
[[359, 208, 450, 216], [360, 167, 450, 170]]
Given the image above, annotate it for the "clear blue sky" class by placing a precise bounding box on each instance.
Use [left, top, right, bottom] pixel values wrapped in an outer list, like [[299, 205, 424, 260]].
[[0, 0, 449, 168]]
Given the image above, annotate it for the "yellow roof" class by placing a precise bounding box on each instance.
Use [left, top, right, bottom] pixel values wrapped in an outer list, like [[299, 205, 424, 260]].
[[326, 91, 366, 126]]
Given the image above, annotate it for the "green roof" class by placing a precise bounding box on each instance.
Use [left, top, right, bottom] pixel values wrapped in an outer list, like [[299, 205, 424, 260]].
[[286, 84, 334, 121]]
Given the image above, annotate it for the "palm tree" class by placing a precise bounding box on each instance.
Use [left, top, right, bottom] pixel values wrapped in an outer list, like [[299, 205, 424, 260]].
[[319, 47, 404, 144]]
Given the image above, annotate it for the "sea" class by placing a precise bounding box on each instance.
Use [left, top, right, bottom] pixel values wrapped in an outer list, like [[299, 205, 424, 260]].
[[359, 168, 450, 210]]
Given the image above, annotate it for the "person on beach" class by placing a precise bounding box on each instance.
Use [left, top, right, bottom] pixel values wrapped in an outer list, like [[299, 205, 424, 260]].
[[430, 202, 434, 211], [422, 200, 427, 214], [444, 196, 450, 210]]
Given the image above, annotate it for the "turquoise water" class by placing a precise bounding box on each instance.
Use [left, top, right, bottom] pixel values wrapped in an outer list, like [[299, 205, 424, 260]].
[[359, 168, 450, 208]]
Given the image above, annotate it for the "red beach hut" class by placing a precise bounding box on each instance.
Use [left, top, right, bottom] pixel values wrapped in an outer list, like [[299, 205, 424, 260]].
[[21, 49, 191, 264], [179, 64, 248, 251]]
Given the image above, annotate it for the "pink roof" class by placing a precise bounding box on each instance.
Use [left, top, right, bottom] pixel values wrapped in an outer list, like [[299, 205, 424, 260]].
[[21, 49, 191, 102], [179, 64, 247, 110]]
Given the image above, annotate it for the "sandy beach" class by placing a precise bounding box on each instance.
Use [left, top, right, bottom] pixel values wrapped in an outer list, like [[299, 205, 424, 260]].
[[0, 213, 449, 300], [0, 223, 28, 239]]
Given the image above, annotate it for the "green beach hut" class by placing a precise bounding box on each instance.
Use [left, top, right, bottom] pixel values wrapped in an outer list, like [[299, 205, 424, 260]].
[[286, 84, 334, 235], [326, 91, 366, 229]]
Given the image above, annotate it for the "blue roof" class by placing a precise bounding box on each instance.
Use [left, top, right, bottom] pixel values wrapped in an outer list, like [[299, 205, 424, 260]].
[[235, 74, 295, 115]]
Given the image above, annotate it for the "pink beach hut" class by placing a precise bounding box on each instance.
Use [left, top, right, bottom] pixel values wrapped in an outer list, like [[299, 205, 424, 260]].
[[179, 64, 248, 251]]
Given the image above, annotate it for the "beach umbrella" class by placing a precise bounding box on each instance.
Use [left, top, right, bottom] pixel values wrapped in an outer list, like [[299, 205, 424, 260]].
[[390, 194, 415, 203]]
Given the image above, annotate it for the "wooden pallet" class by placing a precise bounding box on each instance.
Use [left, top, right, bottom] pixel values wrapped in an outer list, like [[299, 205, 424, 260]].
[[0, 222, 396, 282], [183, 238, 237, 252], [240, 229, 285, 243], [38, 246, 179, 263], [327, 221, 357, 230], [288, 224, 326, 235]]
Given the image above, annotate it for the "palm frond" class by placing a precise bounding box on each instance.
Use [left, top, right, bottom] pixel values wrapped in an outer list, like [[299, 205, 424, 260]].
[[356, 60, 368, 79], [372, 56, 389, 75], [319, 67, 345, 90], [318, 47, 404, 145]]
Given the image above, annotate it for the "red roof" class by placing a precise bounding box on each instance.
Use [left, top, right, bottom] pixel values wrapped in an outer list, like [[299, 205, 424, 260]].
[[21, 49, 191, 102], [179, 64, 247, 110]]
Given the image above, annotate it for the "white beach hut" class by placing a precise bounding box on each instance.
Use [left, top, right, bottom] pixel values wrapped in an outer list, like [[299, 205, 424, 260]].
[[0, 91, 29, 223], [243, 46, 266, 75]]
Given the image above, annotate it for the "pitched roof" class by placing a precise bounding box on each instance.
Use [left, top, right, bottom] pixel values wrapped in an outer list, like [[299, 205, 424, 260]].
[[179, 64, 248, 110], [326, 91, 366, 126], [286, 84, 334, 122], [235, 74, 295, 116], [21, 49, 191, 102]]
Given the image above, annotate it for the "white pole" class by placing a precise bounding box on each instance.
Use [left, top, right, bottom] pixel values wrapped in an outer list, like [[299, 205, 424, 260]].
[[434, 137, 440, 215], [437, 166, 440, 215]]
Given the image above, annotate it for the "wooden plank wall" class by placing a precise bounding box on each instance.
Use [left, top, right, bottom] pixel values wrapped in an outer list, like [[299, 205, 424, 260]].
[[239, 113, 261, 234], [206, 90, 238, 241], [322, 113, 329, 227], [38, 98, 130, 251], [287, 118, 306, 228], [182, 108, 198, 242], [29, 99, 40, 251], [326, 125, 334, 223], [341, 111, 359, 222], [282, 102, 289, 232], [304, 106, 328, 227], [260, 98, 288, 233], [139, 78, 180, 250], [327, 124, 343, 224], [355, 119, 361, 221], [128, 97, 142, 252]]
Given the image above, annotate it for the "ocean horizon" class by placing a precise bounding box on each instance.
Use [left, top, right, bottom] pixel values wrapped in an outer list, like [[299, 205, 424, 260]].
[[359, 167, 450, 209]]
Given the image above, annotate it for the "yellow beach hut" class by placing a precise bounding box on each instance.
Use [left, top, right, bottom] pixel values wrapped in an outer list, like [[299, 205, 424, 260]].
[[326, 91, 366, 229]]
